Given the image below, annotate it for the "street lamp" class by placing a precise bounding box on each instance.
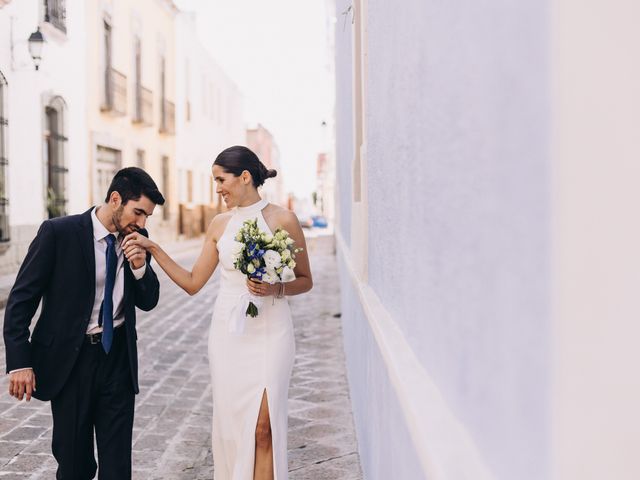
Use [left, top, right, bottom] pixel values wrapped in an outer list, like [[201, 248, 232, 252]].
[[27, 27, 45, 71]]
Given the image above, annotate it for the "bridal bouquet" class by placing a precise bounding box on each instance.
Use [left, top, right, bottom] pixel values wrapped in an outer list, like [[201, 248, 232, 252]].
[[232, 218, 301, 319]]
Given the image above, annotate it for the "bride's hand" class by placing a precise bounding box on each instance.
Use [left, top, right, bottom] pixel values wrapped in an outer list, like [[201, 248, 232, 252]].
[[247, 278, 277, 297], [122, 232, 155, 263]]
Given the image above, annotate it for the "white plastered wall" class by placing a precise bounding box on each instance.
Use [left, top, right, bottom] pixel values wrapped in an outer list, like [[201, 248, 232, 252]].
[[551, 1, 640, 478]]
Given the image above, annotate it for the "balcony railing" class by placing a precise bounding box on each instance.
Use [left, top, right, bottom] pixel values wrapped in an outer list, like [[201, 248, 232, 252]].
[[132, 85, 153, 126], [44, 0, 66, 33], [101, 67, 127, 116], [159, 99, 175, 135]]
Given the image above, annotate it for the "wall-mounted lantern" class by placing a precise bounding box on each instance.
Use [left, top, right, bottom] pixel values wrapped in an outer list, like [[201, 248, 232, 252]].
[[27, 27, 45, 70]]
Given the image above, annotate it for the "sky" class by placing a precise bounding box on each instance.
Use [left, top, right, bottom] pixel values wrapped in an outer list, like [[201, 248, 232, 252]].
[[173, 0, 334, 201]]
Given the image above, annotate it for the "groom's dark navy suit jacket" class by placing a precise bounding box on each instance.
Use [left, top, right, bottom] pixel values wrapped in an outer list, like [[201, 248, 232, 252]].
[[3, 208, 160, 401]]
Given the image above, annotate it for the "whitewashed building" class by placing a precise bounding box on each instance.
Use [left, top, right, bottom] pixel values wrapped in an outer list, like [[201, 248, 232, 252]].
[[335, 1, 640, 479], [84, 0, 180, 244], [175, 11, 244, 234], [0, 0, 88, 273]]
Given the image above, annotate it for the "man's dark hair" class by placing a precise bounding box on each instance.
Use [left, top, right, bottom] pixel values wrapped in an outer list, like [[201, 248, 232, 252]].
[[105, 167, 166, 206]]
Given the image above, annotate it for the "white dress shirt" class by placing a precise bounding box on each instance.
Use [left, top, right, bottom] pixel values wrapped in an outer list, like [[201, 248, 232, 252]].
[[87, 207, 146, 333]]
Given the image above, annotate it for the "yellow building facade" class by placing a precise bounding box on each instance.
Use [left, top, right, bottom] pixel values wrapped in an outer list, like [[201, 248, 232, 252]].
[[85, 0, 178, 242]]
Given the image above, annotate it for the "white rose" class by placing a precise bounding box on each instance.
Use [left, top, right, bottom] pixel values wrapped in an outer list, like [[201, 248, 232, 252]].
[[247, 264, 256, 274], [280, 249, 291, 261], [262, 270, 278, 285], [263, 249, 282, 270], [285, 237, 294, 246], [281, 266, 296, 282]]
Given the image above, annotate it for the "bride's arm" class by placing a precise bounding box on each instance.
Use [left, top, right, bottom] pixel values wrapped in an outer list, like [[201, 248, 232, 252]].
[[123, 215, 225, 296], [274, 210, 313, 296]]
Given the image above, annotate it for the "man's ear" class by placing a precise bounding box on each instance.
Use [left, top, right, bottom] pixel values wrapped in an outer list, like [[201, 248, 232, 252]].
[[109, 191, 122, 208]]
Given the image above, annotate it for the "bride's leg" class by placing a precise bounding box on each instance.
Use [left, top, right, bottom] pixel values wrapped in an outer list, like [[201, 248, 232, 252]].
[[254, 389, 274, 480]]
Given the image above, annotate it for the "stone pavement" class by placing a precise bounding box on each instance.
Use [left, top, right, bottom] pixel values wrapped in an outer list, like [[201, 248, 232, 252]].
[[0, 234, 363, 479]]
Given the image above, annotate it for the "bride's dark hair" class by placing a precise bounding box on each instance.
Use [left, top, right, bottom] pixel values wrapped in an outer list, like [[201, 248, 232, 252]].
[[213, 145, 277, 188]]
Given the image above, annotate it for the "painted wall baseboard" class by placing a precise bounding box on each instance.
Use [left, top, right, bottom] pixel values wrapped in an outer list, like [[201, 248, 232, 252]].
[[336, 230, 495, 480]]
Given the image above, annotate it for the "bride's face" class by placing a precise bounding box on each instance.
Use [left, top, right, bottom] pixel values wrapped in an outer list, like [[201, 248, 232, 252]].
[[212, 164, 250, 208]]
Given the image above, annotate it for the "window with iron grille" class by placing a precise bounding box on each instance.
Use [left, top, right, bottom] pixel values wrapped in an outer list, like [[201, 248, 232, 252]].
[[0, 71, 9, 242], [95, 146, 121, 206], [132, 37, 152, 126], [136, 149, 145, 169], [45, 97, 69, 218], [44, 0, 66, 33]]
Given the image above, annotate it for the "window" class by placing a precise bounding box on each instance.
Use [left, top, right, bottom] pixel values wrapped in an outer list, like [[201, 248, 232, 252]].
[[162, 156, 170, 220], [100, 18, 126, 115], [158, 56, 174, 134], [134, 36, 142, 120], [136, 149, 145, 169], [130, 37, 152, 126], [187, 170, 193, 203], [103, 19, 112, 108], [0, 71, 9, 242], [95, 146, 121, 205], [45, 97, 69, 218], [44, 0, 66, 33]]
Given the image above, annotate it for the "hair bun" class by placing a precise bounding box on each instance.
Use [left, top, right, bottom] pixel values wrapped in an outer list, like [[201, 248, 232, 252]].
[[266, 169, 278, 179]]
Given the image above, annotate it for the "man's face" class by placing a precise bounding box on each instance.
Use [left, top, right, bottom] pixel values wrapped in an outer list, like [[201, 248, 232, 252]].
[[112, 195, 156, 236]]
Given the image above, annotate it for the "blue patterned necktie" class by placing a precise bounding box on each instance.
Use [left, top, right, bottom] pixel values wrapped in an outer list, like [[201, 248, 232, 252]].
[[100, 234, 117, 353]]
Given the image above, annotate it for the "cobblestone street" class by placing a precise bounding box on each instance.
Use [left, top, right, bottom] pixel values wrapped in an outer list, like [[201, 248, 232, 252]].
[[0, 234, 362, 479]]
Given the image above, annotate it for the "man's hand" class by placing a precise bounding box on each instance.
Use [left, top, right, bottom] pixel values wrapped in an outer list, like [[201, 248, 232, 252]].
[[123, 232, 152, 270], [9, 369, 36, 401], [126, 248, 146, 270]]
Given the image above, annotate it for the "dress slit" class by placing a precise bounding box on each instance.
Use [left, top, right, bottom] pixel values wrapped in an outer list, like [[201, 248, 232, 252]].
[[253, 388, 280, 480]]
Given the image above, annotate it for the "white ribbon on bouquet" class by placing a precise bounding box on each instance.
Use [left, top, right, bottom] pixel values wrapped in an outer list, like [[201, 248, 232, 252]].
[[228, 293, 264, 335]]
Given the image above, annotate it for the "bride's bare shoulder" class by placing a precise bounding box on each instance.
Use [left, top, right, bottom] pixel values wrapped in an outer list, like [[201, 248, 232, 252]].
[[265, 203, 299, 228], [206, 210, 234, 241]]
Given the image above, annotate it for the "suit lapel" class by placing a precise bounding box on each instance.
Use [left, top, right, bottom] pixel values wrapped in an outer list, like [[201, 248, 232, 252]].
[[123, 261, 132, 305], [77, 208, 96, 296]]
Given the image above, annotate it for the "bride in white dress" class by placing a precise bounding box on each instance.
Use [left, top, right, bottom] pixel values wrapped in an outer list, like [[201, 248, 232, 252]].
[[122, 146, 313, 480]]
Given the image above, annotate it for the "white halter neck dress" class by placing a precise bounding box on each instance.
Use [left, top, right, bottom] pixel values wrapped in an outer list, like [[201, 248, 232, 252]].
[[209, 198, 295, 480]]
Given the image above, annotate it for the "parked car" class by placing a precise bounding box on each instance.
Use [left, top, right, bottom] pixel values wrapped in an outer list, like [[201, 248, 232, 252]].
[[298, 215, 314, 229], [312, 215, 328, 228]]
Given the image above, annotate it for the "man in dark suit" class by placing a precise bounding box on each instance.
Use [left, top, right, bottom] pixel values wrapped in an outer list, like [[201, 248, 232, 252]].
[[3, 167, 165, 479]]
